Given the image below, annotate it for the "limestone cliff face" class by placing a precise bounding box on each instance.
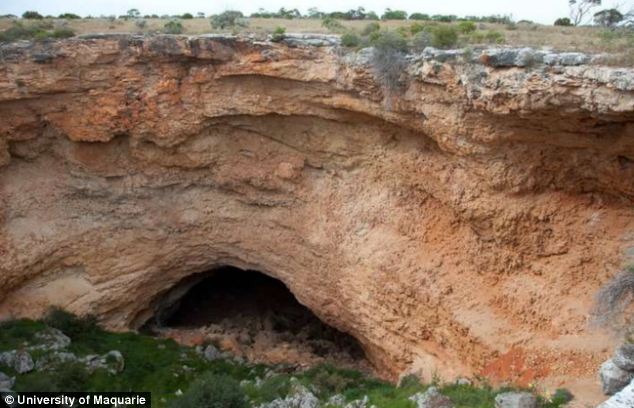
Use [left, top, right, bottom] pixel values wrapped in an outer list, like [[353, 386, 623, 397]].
[[1, 34, 634, 399]]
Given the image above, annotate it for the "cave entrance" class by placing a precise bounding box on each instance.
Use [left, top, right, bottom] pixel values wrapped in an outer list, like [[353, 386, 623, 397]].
[[148, 266, 369, 371]]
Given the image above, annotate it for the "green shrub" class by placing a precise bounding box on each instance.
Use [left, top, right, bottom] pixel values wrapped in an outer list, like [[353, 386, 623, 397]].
[[398, 374, 421, 388], [471, 30, 505, 44], [181, 13, 194, 19], [485, 30, 505, 44], [58, 13, 81, 19], [411, 31, 433, 51], [322, 17, 345, 33], [409, 13, 430, 21], [381, 9, 408, 20], [44, 307, 100, 339], [457, 21, 476, 34], [341, 32, 361, 47], [16, 361, 92, 392], [22, 11, 43, 19], [361, 22, 381, 36], [169, 373, 247, 408], [554, 17, 573, 26], [256, 375, 292, 402], [271, 26, 286, 42], [549, 388, 574, 405], [431, 26, 459, 48], [210, 10, 248, 29], [410, 22, 426, 35], [370, 31, 408, 91], [50, 28, 75, 39], [163, 20, 184, 34]]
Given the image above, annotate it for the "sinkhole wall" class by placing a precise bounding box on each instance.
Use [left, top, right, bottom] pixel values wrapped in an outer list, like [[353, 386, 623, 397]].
[[1, 34, 634, 396]]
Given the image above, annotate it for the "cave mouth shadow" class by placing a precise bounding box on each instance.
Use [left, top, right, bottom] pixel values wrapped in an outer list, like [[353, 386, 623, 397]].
[[146, 266, 368, 368]]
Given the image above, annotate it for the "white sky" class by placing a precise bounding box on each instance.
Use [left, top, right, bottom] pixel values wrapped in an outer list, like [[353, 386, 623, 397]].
[[0, 0, 631, 25]]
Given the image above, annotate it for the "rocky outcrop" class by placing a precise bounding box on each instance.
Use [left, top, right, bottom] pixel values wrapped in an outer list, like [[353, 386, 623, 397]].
[[598, 379, 634, 408], [494, 392, 537, 408], [1, 35, 634, 404], [410, 387, 453, 408]]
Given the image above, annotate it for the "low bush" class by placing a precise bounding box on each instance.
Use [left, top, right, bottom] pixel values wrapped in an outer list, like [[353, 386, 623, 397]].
[[341, 32, 361, 47], [163, 20, 184, 34], [431, 25, 459, 48], [410, 22, 426, 35], [50, 28, 75, 39], [0, 21, 76, 42], [361, 22, 381, 36], [322, 17, 345, 33], [254, 374, 292, 402], [44, 307, 100, 340], [370, 31, 408, 91], [271, 26, 286, 42], [470, 30, 505, 44], [411, 31, 433, 51], [210, 10, 248, 29], [457, 21, 477, 34], [169, 373, 247, 408]]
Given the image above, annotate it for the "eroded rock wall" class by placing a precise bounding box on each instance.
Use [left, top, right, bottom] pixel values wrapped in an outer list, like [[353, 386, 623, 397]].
[[1, 35, 634, 401]]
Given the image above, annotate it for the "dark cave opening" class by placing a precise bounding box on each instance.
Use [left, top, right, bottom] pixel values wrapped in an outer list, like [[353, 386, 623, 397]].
[[149, 266, 368, 370]]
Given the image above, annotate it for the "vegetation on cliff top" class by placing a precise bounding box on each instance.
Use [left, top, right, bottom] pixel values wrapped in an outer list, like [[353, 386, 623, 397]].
[[0, 310, 570, 407]]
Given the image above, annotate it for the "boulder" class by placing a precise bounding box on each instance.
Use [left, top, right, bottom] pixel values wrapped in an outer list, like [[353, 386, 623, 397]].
[[0, 372, 14, 390], [345, 396, 369, 408], [201, 344, 223, 362], [31, 328, 71, 351], [598, 379, 634, 407], [613, 344, 634, 372], [600, 359, 634, 395], [494, 392, 537, 408], [0, 350, 34, 374], [35, 351, 78, 371], [328, 395, 346, 406], [409, 387, 454, 408], [257, 383, 319, 408], [84, 350, 125, 374]]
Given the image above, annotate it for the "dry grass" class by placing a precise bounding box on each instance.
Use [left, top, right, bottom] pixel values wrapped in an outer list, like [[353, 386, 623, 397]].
[[1, 17, 633, 56]]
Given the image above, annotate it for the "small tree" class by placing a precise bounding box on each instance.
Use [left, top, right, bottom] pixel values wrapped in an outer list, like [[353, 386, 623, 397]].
[[163, 19, 184, 34], [196, 12, 205, 18], [181, 13, 193, 19], [594, 8, 624, 27], [554, 17, 573, 26], [22, 11, 43, 19], [569, 0, 602, 26], [210, 10, 248, 29], [127, 9, 140, 19], [409, 13, 430, 20], [58, 13, 81, 19], [307, 7, 323, 19], [381, 9, 408, 20]]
